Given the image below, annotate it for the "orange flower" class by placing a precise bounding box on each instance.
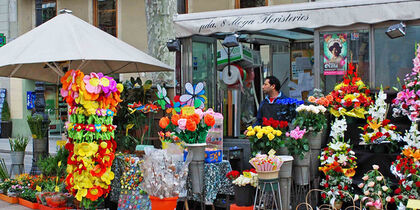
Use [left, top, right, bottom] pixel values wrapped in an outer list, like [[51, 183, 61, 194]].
[[171, 114, 181, 126], [186, 119, 197, 131], [190, 113, 201, 124], [159, 117, 170, 129], [326, 95, 334, 102], [343, 168, 356, 177], [61, 70, 74, 90], [86, 186, 103, 201], [308, 96, 316, 103], [204, 114, 215, 127]]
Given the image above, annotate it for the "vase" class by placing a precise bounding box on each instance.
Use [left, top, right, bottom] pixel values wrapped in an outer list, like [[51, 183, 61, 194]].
[[186, 143, 206, 194], [10, 151, 24, 165], [149, 196, 178, 210], [334, 201, 343, 210], [278, 155, 293, 210], [308, 131, 323, 181], [292, 152, 310, 185], [308, 131, 323, 150], [234, 185, 255, 206], [185, 143, 206, 161]]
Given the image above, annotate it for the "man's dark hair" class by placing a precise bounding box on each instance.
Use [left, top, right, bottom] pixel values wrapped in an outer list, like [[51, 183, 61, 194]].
[[265, 76, 281, 92]]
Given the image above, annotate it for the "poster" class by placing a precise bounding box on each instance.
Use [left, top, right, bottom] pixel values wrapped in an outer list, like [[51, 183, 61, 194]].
[[323, 33, 347, 75]]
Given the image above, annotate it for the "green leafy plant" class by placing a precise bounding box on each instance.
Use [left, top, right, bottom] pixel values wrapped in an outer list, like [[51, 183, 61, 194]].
[[1, 100, 10, 121], [19, 188, 37, 203], [38, 147, 68, 177], [9, 136, 29, 152], [0, 158, 9, 180], [27, 114, 50, 139], [285, 126, 309, 159], [293, 104, 327, 133]]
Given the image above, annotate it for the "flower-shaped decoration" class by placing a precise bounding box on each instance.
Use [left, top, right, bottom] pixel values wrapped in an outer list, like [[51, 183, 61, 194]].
[[229, 169, 258, 187], [319, 118, 357, 204], [180, 82, 207, 109], [249, 151, 283, 172], [360, 88, 400, 146], [285, 126, 308, 159], [327, 63, 373, 119], [393, 44, 420, 121], [294, 104, 327, 133], [246, 124, 283, 156], [390, 123, 420, 208], [156, 84, 171, 110], [358, 165, 392, 210]]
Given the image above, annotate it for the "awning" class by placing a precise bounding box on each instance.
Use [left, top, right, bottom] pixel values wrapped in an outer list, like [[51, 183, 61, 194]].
[[174, 0, 420, 38]]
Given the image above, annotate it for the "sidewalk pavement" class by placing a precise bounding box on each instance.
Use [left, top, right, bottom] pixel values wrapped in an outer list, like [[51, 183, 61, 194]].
[[0, 199, 30, 209], [0, 136, 62, 175]]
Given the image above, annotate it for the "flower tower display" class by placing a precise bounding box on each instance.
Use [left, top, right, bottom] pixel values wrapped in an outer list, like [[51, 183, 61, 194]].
[[319, 118, 358, 208], [360, 88, 400, 152], [358, 165, 392, 210], [392, 44, 420, 122], [390, 123, 420, 209], [327, 63, 373, 119], [60, 70, 123, 209]]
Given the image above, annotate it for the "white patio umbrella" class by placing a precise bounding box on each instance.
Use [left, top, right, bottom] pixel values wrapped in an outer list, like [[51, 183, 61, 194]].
[[0, 10, 173, 83]]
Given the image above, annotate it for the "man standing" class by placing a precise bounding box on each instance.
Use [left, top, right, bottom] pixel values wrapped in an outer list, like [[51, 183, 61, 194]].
[[254, 76, 287, 126]]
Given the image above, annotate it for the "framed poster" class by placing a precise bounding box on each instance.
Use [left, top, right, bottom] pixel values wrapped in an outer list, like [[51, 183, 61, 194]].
[[323, 33, 347, 75]]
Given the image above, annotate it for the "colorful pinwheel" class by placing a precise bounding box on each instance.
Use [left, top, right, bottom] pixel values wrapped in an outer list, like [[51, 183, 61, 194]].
[[180, 82, 206, 109], [156, 84, 171, 110]]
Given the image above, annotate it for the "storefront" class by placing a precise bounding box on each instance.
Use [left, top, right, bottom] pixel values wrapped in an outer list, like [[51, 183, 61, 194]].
[[173, 0, 420, 137]]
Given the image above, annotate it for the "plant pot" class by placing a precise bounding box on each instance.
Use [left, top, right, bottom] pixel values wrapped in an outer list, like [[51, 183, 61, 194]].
[[10, 151, 25, 165], [234, 185, 255, 206], [277, 146, 289, 155], [278, 156, 293, 210], [31, 137, 49, 175], [0, 193, 19, 204], [185, 143, 206, 161], [19, 198, 40, 209], [293, 152, 310, 185], [0, 121, 12, 138], [308, 131, 323, 150], [189, 161, 204, 194], [39, 204, 67, 210], [334, 201, 343, 210], [149, 196, 178, 210]]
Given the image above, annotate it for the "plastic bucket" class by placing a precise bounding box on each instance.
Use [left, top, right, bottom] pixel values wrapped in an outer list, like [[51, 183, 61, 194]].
[[149, 196, 178, 210]]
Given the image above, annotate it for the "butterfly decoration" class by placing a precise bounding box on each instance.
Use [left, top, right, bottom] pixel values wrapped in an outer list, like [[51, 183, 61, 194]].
[[180, 82, 207, 109], [156, 84, 171, 110]]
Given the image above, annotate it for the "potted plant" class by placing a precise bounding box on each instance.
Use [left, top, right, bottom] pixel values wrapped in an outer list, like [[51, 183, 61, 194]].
[[0, 179, 19, 203], [294, 104, 327, 149], [319, 118, 358, 209], [18, 188, 39, 209], [360, 88, 400, 153], [358, 165, 392, 210], [9, 136, 29, 166], [245, 120, 285, 156], [285, 126, 310, 185], [142, 148, 189, 210], [0, 100, 12, 138], [227, 169, 258, 207]]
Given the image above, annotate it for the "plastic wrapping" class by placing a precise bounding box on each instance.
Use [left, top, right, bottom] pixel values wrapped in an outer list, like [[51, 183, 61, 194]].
[[142, 146, 191, 199]]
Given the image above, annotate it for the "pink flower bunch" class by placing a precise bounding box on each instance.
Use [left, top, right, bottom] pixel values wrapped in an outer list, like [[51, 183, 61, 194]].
[[286, 126, 306, 140]]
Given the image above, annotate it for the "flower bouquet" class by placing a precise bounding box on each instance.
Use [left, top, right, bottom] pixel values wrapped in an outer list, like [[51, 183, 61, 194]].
[[274, 98, 304, 122], [319, 118, 357, 206], [308, 88, 334, 107], [390, 123, 420, 208], [327, 63, 373, 119], [246, 123, 284, 156], [392, 44, 420, 122], [285, 126, 308, 159], [359, 88, 401, 152], [249, 151, 283, 180], [358, 165, 392, 210], [227, 169, 258, 207], [294, 104, 327, 133], [61, 70, 123, 209]]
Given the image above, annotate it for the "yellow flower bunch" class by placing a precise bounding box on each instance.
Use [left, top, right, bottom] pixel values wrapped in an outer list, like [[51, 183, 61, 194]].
[[246, 126, 282, 140], [246, 125, 284, 156]]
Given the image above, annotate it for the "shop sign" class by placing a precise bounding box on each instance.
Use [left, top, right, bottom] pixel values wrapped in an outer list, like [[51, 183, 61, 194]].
[[323, 33, 347, 75]]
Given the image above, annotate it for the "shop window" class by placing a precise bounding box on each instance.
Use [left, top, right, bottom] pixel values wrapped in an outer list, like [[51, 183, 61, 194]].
[[239, 0, 266, 8], [94, 0, 117, 37], [320, 30, 370, 93], [374, 25, 420, 90], [42, 0, 56, 23]]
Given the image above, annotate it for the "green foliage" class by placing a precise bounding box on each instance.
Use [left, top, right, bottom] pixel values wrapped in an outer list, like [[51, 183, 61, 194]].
[[293, 108, 327, 133], [9, 135, 29, 152], [19, 188, 37, 203], [0, 179, 18, 193], [115, 135, 141, 153], [285, 136, 309, 159], [27, 114, 50, 139], [1, 100, 10, 121], [38, 147, 68, 177], [0, 158, 9, 180]]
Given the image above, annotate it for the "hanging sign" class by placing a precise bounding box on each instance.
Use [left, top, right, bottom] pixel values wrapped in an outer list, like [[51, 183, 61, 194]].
[[323, 33, 347, 75]]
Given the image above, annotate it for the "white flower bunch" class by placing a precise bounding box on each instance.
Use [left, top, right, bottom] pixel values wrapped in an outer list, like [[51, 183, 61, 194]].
[[401, 123, 420, 149], [296, 104, 327, 114], [368, 89, 388, 122], [330, 118, 347, 140], [232, 172, 258, 187]]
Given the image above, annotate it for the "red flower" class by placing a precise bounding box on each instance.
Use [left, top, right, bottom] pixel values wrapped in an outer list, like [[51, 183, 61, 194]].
[[382, 119, 390, 126], [367, 116, 373, 122], [321, 193, 326, 199], [394, 188, 401, 194], [226, 170, 240, 180], [416, 181, 420, 188], [406, 186, 411, 191], [397, 195, 403, 200], [344, 185, 348, 190], [324, 183, 329, 188]]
